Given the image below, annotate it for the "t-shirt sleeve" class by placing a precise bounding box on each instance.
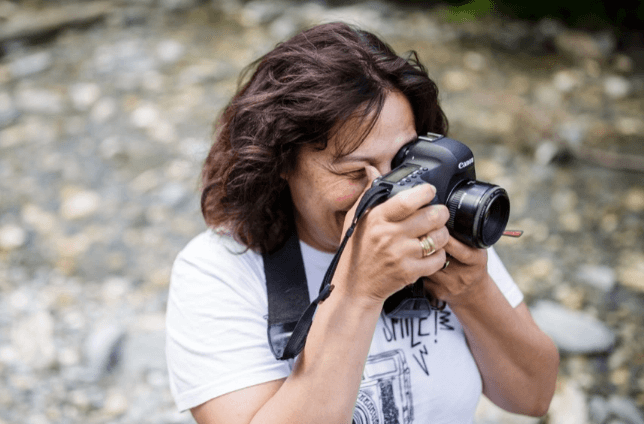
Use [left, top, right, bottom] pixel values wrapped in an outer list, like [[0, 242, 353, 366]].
[[487, 246, 524, 308], [165, 233, 291, 412]]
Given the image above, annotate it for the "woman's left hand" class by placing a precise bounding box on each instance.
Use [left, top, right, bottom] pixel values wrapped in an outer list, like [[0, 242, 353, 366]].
[[422, 236, 489, 306]]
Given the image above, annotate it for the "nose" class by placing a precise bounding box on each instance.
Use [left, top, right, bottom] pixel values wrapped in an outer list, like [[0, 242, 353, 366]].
[[375, 161, 392, 177], [364, 165, 382, 182]]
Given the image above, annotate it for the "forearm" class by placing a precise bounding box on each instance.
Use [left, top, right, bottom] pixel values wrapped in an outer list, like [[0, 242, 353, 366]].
[[251, 287, 383, 424], [449, 275, 559, 416]]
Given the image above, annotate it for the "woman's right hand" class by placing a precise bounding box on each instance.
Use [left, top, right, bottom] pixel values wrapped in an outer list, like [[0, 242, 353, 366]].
[[333, 168, 451, 306]]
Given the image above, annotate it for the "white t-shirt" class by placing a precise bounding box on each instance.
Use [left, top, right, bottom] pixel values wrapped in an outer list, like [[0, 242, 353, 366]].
[[166, 230, 523, 423]]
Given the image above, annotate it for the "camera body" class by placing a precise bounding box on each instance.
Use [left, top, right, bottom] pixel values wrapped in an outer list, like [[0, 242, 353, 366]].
[[372, 133, 510, 249]]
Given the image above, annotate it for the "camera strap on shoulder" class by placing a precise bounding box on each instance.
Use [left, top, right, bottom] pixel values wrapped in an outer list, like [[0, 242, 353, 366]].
[[263, 184, 391, 360]]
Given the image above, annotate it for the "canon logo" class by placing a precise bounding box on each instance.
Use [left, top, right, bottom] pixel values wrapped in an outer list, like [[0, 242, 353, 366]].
[[458, 157, 474, 169]]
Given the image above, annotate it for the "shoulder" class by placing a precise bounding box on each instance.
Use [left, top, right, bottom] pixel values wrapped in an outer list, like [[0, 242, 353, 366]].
[[169, 229, 266, 307], [174, 229, 263, 279]]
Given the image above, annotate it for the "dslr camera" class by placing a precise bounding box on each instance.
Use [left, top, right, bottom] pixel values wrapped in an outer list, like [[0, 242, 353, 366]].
[[372, 132, 510, 249], [371, 133, 511, 318]]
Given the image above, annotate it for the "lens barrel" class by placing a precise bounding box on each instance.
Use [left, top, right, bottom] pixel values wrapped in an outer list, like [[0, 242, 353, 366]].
[[446, 182, 510, 248]]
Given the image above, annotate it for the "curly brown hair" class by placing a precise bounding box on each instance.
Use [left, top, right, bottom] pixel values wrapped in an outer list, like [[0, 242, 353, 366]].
[[201, 22, 448, 254]]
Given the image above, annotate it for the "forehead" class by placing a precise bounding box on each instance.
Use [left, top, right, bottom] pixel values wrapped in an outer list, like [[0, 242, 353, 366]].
[[329, 91, 416, 162]]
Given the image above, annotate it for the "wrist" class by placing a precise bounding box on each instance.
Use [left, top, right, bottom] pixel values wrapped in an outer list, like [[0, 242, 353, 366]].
[[445, 273, 495, 310], [329, 279, 386, 314]]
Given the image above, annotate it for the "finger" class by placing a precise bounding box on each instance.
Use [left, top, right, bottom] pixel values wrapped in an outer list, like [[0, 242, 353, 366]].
[[416, 227, 450, 256], [443, 236, 485, 265], [379, 183, 437, 223], [407, 249, 448, 279], [398, 204, 449, 238]]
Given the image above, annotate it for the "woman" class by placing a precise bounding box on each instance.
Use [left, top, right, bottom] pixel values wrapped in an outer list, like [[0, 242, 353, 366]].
[[166, 22, 559, 424]]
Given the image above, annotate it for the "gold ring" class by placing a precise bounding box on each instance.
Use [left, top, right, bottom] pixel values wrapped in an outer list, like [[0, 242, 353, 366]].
[[442, 260, 450, 270], [419, 236, 436, 257]]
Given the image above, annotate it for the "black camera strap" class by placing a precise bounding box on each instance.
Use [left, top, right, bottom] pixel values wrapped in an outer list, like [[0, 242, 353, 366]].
[[263, 185, 390, 360]]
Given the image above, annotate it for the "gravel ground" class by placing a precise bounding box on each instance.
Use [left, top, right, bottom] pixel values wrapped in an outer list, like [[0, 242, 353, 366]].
[[0, 1, 643, 423]]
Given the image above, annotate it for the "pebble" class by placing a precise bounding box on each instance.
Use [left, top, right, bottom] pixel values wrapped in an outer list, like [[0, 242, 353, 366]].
[[553, 69, 581, 93], [534, 84, 562, 107], [14, 87, 64, 115], [83, 323, 126, 382], [102, 389, 129, 417], [90, 97, 117, 123], [590, 396, 644, 424], [551, 189, 577, 213], [8, 51, 53, 79], [613, 54, 635, 73], [60, 189, 101, 220], [69, 82, 101, 111], [0, 224, 26, 251], [548, 378, 588, 424], [555, 31, 603, 59], [239, 0, 287, 26], [575, 264, 616, 292], [604, 75, 632, 99], [463, 51, 486, 71], [121, 331, 167, 374], [623, 188, 644, 212], [130, 103, 161, 129], [0, 91, 19, 128], [530, 300, 616, 354], [618, 262, 644, 293], [156, 39, 185, 64], [534, 140, 560, 165], [10, 311, 57, 370], [441, 70, 471, 92]]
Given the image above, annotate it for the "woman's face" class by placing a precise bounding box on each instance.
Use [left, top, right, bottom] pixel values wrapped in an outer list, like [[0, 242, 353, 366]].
[[286, 91, 418, 253]]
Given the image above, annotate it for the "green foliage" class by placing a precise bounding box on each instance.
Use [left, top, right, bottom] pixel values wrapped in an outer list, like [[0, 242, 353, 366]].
[[440, 0, 496, 23]]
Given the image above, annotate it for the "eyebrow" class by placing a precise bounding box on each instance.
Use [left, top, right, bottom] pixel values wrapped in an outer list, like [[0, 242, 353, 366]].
[[334, 134, 418, 164]]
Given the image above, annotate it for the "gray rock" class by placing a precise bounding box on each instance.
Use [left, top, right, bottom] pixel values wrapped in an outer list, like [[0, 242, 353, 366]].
[[239, 0, 287, 26], [122, 331, 166, 372], [83, 323, 126, 382], [530, 300, 616, 354], [15, 87, 64, 115], [555, 31, 603, 59], [8, 51, 53, 79], [159, 0, 201, 12], [0, 2, 112, 44], [589, 396, 610, 424], [0, 91, 19, 128], [606, 396, 644, 424], [157, 182, 187, 207], [69, 82, 101, 111], [590, 395, 644, 424], [534, 140, 560, 165], [10, 310, 57, 370], [575, 265, 616, 292], [156, 39, 185, 64]]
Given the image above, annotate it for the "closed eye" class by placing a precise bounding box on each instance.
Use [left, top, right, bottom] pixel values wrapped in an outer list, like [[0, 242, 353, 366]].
[[342, 169, 366, 180]]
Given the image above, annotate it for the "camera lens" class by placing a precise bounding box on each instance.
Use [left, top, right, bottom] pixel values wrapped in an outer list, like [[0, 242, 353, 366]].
[[446, 182, 510, 248]]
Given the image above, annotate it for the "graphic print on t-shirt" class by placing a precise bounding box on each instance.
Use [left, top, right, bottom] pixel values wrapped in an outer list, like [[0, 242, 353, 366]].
[[352, 310, 456, 424], [353, 349, 412, 424], [380, 309, 455, 376]]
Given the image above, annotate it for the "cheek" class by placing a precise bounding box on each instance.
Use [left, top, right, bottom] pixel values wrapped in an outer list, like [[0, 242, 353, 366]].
[[333, 180, 363, 209]]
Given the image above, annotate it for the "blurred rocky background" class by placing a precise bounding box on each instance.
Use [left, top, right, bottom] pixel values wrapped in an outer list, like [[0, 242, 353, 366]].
[[0, 0, 643, 423]]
